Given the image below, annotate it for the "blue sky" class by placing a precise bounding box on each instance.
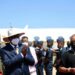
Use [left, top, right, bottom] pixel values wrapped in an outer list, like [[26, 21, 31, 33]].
[[0, 0, 75, 28]]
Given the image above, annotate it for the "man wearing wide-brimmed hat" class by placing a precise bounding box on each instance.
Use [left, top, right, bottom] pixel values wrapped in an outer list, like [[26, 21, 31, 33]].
[[0, 31, 35, 75]]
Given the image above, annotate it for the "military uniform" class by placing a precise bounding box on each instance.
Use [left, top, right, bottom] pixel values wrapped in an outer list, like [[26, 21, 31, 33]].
[[44, 37, 54, 75], [54, 36, 67, 75], [35, 41, 44, 75]]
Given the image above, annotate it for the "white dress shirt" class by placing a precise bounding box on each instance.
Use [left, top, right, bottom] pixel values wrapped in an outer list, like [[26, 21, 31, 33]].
[[29, 47, 38, 75]]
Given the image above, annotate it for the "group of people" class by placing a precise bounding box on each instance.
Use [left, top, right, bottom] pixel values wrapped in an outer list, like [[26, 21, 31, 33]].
[[0, 31, 75, 75]]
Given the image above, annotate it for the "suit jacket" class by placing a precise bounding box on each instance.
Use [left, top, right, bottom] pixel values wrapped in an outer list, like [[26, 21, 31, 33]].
[[0, 43, 34, 75]]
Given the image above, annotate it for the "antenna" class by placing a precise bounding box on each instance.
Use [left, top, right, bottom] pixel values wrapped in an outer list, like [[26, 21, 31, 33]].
[[8, 26, 13, 36], [9, 22, 12, 28]]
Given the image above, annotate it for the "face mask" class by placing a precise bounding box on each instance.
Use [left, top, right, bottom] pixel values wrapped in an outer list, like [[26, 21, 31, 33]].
[[70, 41, 75, 49], [11, 38, 20, 45], [22, 42, 28, 46]]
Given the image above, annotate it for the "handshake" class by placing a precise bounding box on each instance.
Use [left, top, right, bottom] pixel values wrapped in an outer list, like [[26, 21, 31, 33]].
[[69, 68, 75, 74], [59, 67, 75, 74], [21, 45, 28, 56]]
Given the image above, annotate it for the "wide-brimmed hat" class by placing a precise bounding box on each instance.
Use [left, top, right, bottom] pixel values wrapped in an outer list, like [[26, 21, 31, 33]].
[[3, 32, 25, 42]]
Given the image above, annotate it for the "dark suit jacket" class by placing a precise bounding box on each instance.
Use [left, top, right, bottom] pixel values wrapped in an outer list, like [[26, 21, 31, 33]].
[[0, 43, 34, 75]]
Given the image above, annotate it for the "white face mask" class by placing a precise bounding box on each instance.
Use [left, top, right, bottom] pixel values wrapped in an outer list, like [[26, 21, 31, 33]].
[[11, 38, 20, 45], [22, 42, 28, 46]]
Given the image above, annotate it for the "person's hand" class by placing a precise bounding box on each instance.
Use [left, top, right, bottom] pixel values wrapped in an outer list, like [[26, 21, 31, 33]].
[[70, 68, 75, 74], [59, 67, 71, 73], [21, 45, 28, 56], [59, 67, 68, 73], [0, 71, 3, 75], [67, 67, 71, 72]]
